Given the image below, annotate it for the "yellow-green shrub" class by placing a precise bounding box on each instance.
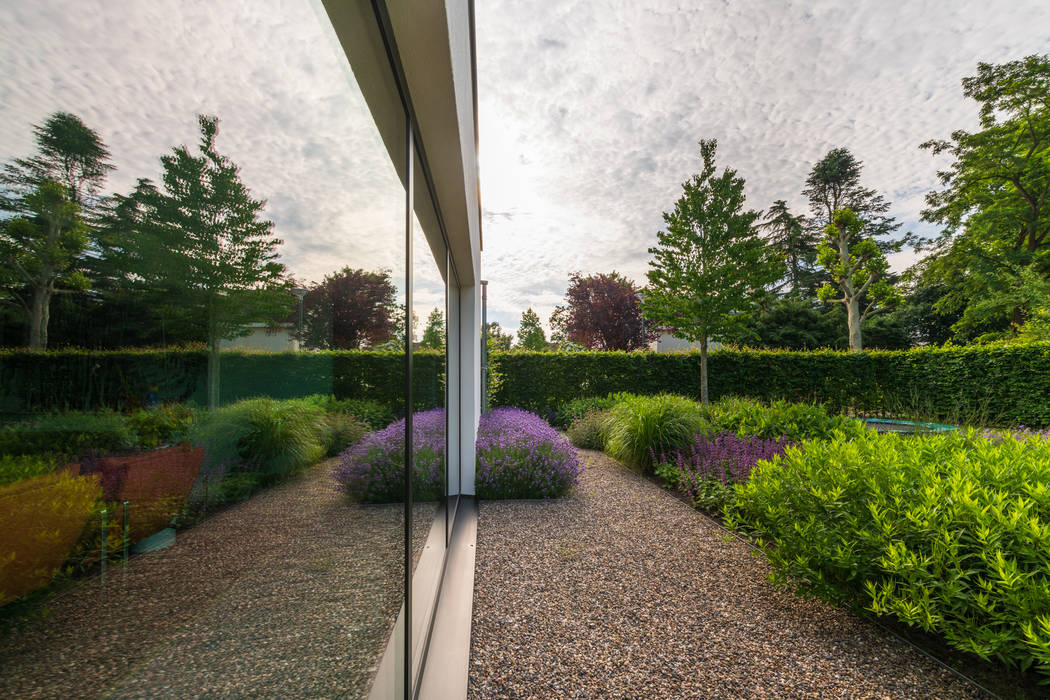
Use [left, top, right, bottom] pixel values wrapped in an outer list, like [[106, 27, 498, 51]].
[[0, 471, 101, 606], [726, 430, 1050, 676]]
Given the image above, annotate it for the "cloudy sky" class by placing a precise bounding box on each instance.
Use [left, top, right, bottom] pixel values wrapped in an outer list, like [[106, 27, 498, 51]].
[[2, 1, 1049, 337]]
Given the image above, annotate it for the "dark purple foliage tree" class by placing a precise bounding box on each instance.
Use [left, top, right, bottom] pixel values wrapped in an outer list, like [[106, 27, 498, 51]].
[[563, 271, 655, 351]]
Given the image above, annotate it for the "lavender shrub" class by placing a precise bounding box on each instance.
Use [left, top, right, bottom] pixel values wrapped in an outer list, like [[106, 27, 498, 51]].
[[332, 408, 445, 503], [475, 408, 582, 499], [334, 407, 582, 502], [656, 432, 790, 513]]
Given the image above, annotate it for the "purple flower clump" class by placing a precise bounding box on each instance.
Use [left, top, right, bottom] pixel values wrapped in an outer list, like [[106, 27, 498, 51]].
[[333, 407, 581, 503], [475, 408, 583, 499], [332, 408, 445, 503], [658, 431, 790, 502]]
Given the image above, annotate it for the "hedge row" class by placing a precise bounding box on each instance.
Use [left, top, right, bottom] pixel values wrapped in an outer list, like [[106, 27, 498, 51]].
[[0, 349, 443, 415], [4, 344, 1049, 427], [490, 344, 1050, 428]]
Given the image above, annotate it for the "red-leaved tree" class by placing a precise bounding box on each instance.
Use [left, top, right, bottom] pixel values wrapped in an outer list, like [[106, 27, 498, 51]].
[[564, 271, 656, 350], [302, 267, 397, 349]]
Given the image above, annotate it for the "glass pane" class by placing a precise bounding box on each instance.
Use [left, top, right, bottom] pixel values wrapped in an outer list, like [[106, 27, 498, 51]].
[[0, 2, 407, 697], [407, 151, 449, 677]]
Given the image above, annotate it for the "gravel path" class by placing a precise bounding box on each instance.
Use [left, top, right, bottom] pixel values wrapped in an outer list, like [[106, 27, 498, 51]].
[[468, 450, 984, 699], [0, 458, 439, 699]]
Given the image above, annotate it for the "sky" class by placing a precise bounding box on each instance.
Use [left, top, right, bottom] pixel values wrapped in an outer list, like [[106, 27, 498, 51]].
[[2, 0, 1049, 337], [476, 0, 1050, 335]]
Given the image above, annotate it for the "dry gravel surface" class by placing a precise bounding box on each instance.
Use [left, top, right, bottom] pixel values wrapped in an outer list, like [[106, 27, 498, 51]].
[[0, 458, 439, 699], [468, 449, 985, 699]]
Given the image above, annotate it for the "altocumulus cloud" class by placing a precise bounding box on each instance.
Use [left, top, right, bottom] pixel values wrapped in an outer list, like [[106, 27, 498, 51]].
[[0, 0, 447, 305], [2, 1, 1049, 339], [477, 0, 1050, 335]]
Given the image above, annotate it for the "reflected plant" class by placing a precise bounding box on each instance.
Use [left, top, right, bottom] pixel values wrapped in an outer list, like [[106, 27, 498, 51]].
[[332, 408, 444, 503]]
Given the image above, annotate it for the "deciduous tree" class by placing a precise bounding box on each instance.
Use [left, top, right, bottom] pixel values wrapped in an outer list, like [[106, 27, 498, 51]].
[[104, 115, 289, 407], [920, 54, 1050, 337], [816, 208, 901, 351], [0, 112, 112, 348], [301, 267, 397, 350], [420, 307, 445, 350], [562, 271, 655, 350], [516, 308, 548, 351], [642, 139, 780, 404]]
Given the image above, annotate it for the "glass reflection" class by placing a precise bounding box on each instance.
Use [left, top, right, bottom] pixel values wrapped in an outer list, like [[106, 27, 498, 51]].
[[0, 1, 407, 697]]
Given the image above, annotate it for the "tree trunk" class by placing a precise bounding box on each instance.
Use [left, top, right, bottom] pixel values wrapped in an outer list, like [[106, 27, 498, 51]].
[[28, 284, 52, 350], [700, 335, 709, 405], [846, 297, 863, 352], [207, 331, 221, 409]]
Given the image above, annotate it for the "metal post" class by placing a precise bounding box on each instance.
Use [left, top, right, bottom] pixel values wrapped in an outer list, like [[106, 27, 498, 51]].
[[100, 508, 108, 583], [122, 501, 129, 568], [480, 280, 488, 414]]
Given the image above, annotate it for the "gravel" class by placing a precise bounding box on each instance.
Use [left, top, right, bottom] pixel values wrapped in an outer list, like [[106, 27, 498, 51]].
[[0, 458, 439, 699], [468, 449, 985, 699]]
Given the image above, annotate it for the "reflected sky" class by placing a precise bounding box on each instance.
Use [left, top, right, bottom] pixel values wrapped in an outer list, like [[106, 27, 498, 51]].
[[0, 0, 447, 303]]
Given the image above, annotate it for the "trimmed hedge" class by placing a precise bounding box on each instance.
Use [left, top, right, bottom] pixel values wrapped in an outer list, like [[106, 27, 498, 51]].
[[0, 349, 443, 415], [491, 344, 1050, 427]]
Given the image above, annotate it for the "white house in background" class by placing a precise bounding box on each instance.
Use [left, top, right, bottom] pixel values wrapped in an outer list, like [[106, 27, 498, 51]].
[[219, 323, 298, 352], [649, 332, 723, 353]]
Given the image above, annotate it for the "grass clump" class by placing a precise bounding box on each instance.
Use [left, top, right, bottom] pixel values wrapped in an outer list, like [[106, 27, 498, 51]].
[[566, 409, 611, 450], [604, 394, 710, 472]]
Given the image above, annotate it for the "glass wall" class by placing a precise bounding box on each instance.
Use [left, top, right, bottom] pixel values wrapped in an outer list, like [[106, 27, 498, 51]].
[[0, 1, 454, 698]]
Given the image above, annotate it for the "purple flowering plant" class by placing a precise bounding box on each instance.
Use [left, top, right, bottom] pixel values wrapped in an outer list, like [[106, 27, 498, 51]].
[[333, 407, 582, 502], [332, 408, 445, 503], [655, 431, 790, 512], [475, 408, 582, 499]]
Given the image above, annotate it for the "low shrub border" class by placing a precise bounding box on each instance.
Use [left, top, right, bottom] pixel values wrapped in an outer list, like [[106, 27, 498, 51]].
[[725, 429, 1050, 679]]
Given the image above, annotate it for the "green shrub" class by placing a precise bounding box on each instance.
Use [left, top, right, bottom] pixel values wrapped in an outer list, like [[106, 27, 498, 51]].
[[726, 429, 1050, 677], [185, 397, 327, 488], [127, 403, 196, 448], [320, 413, 368, 457], [299, 394, 394, 430], [0, 411, 137, 457], [566, 409, 610, 450], [0, 454, 66, 487], [554, 395, 623, 429], [0, 349, 441, 414], [604, 394, 711, 472], [708, 396, 865, 441]]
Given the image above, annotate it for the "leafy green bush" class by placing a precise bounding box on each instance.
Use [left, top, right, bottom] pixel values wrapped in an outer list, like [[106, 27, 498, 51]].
[[726, 429, 1050, 677], [299, 394, 394, 430], [554, 395, 621, 429], [604, 394, 711, 472], [185, 397, 327, 490], [0, 411, 137, 457], [127, 403, 196, 448], [708, 396, 864, 441], [566, 409, 611, 450], [0, 454, 66, 487]]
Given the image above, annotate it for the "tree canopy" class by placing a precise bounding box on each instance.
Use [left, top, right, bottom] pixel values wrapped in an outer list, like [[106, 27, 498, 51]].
[[642, 139, 780, 402], [102, 115, 289, 406], [920, 53, 1050, 339], [301, 267, 397, 350], [516, 308, 548, 351], [562, 271, 654, 351]]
